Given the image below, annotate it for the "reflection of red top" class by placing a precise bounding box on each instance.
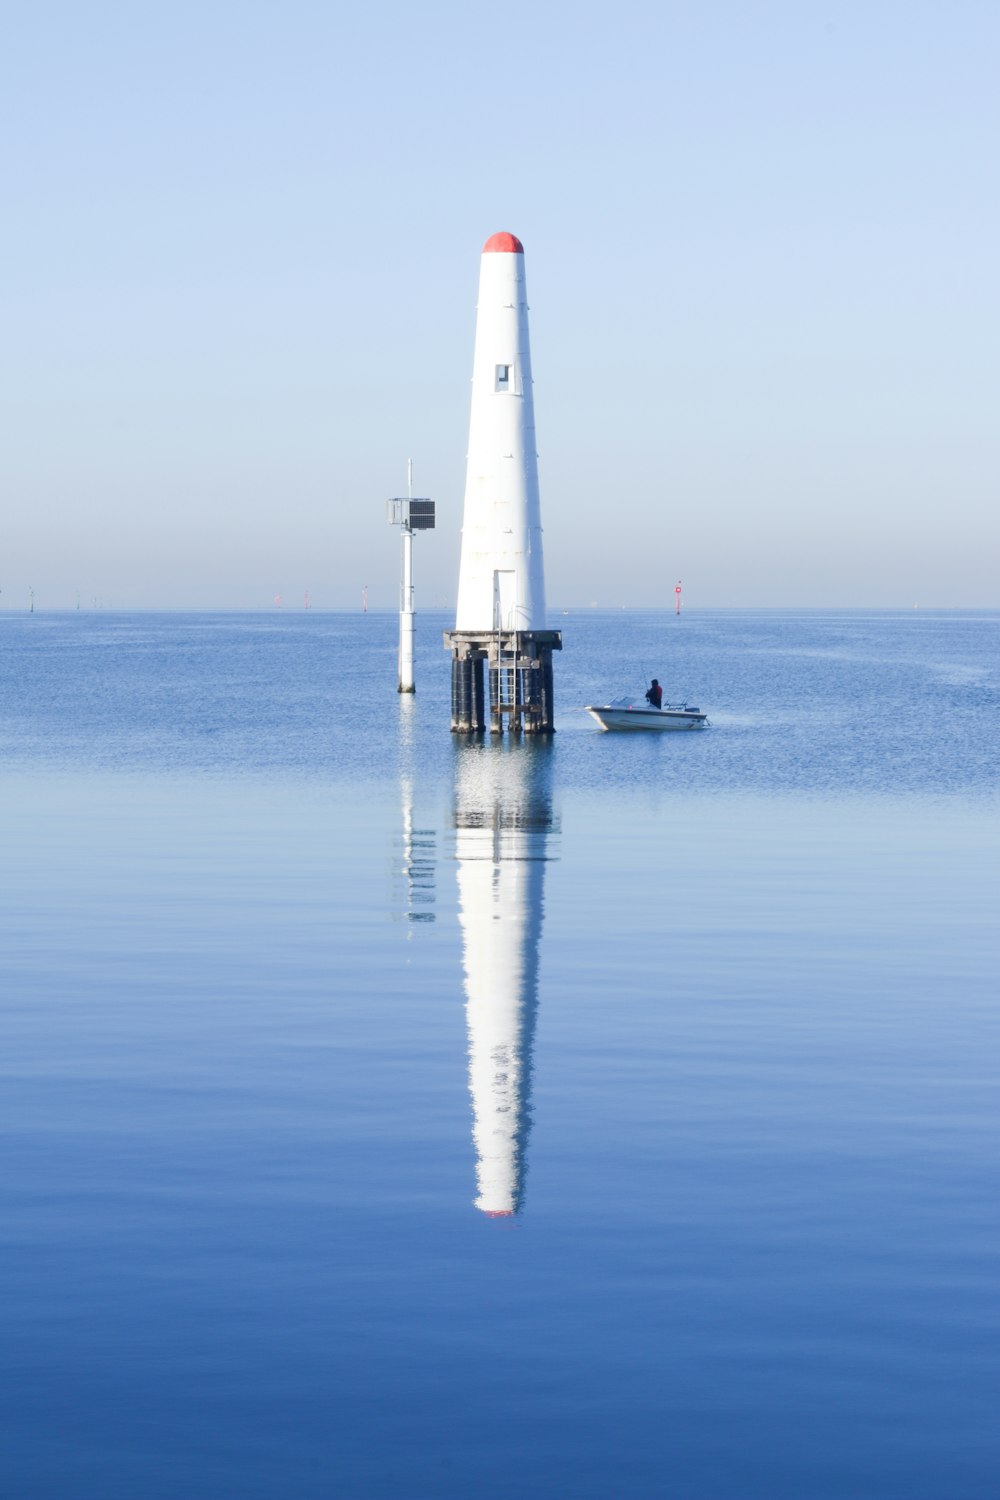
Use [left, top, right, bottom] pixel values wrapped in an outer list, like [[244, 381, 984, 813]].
[[483, 232, 524, 254], [482, 1209, 515, 1217]]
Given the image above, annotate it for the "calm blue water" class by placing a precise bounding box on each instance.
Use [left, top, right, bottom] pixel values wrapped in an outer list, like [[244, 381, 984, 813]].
[[3, 609, 998, 1499]]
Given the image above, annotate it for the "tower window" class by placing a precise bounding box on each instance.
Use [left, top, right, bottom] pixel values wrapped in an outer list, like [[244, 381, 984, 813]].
[[495, 364, 510, 391]]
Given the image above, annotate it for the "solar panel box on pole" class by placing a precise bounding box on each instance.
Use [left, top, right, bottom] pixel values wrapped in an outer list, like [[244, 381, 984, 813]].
[[386, 498, 435, 528], [408, 500, 435, 530]]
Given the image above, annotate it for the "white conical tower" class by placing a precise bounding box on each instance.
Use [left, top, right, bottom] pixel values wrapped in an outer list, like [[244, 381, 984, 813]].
[[455, 745, 555, 1216], [456, 232, 546, 633], [445, 233, 561, 734]]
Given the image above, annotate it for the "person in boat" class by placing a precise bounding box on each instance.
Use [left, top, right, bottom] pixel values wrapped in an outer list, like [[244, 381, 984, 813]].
[[645, 678, 663, 709]]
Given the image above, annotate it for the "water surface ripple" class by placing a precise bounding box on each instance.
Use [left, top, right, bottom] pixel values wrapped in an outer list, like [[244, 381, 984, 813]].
[[2, 610, 997, 1499]]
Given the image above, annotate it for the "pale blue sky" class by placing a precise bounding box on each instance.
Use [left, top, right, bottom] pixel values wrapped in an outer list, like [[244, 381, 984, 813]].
[[3, 0, 997, 608]]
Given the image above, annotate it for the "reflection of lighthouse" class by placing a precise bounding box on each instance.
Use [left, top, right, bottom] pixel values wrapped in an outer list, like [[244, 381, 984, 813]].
[[455, 743, 556, 1216]]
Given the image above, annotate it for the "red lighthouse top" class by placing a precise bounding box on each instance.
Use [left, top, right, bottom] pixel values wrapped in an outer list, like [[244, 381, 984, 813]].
[[482, 231, 524, 254]]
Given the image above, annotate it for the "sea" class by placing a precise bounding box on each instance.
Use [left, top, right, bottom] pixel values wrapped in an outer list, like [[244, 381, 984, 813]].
[[2, 607, 997, 1500]]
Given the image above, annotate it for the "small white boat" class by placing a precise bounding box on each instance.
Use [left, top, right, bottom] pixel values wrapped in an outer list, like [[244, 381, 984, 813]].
[[585, 696, 708, 732]]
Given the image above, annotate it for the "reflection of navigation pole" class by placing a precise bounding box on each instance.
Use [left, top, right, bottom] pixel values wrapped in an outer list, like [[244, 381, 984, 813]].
[[395, 772, 436, 924], [393, 697, 436, 925], [455, 743, 556, 1216]]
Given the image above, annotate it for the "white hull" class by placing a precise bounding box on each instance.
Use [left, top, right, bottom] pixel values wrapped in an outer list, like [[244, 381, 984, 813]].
[[585, 701, 708, 732]]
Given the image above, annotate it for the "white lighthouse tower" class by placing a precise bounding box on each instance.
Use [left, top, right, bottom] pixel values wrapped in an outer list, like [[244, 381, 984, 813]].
[[445, 233, 561, 733], [455, 745, 555, 1215]]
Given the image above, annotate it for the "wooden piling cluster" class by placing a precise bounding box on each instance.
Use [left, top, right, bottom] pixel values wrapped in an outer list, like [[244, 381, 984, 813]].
[[445, 630, 562, 734]]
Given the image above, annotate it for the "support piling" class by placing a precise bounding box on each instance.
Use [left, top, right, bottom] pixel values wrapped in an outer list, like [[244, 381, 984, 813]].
[[446, 630, 561, 736]]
